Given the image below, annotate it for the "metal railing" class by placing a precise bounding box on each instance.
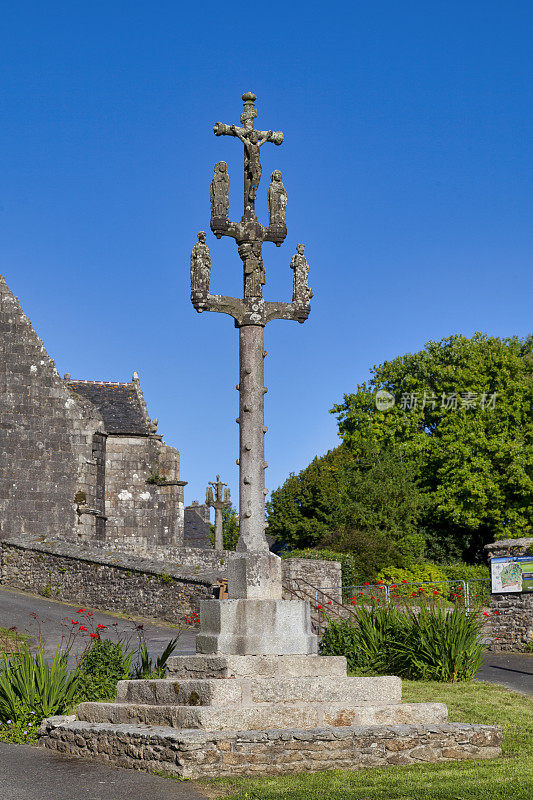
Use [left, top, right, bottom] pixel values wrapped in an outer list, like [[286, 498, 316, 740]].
[[311, 579, 491, 614]]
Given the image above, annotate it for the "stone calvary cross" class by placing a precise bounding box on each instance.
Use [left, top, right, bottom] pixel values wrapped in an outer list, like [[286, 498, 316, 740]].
[[190, 92, 315, 654]]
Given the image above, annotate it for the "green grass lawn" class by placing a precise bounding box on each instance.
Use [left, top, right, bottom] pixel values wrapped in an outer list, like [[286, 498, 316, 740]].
[[199, 681, 533, 800]]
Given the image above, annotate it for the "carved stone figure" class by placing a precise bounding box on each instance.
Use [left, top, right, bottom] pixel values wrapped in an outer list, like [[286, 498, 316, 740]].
[[210, 161, 229, 221], [190, 232, 211, 306], [268, 170, 287, 230], [238, 241, 265, 298], [214, 92, 283, 216], [290, 244, 313, 305]]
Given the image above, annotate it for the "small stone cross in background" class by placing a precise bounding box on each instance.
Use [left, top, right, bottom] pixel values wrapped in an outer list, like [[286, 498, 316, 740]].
[[206, 475, 231, 551]]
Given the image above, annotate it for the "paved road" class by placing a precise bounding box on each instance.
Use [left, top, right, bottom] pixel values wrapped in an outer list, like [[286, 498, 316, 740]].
[[0, 742, 207, 800], [476, 651, 533, 696], [0, 586, 196, 666]]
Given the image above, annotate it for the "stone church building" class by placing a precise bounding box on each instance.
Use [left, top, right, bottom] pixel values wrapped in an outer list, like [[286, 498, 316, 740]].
[[0, 274, 186, 552]]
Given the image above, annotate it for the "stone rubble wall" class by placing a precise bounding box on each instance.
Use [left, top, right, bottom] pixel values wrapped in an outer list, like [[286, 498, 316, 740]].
[[485, 537, 533, 652], [0, 536, 213, 623], [281, 558, 342, 604], [39, 717, 502, 778], [0, 535, 339, 625]]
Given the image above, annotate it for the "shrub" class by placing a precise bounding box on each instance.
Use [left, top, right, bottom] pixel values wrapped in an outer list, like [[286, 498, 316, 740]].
[[320, 604, 484, 681], [131, 637, 180, 679], [389, 605, 485, 681], [74, 639, 133, 703], [377, 564, 448, 597], [0, 644, 81, 725], [320, 606, 409, 673]]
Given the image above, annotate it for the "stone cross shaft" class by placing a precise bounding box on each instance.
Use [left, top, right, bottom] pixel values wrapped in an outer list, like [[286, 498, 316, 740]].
[[206, 475, 231, 551], [190, 92, 313, 556]]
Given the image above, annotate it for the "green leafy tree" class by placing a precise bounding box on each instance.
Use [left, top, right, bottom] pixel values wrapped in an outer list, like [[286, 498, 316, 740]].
[[331, 333, 533, 560], [209, 504, 240, 551], [266, 441, 425, 574]]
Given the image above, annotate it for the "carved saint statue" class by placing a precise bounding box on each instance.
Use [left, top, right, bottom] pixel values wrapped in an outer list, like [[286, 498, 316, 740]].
[[268, 170, 287, 230], [290, 244, 313, 306], [238, 241, 265, 298], [210, 161, 229, 221], [190, 232, 211, 299]]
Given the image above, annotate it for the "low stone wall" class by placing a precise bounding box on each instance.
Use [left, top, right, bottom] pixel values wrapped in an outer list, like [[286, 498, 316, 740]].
[[282, 558, 342, 604], [485, 537, 533, 652], [0, 536, 213, 623], [40, 717, 502, 778], [0, 535, 341, 625]]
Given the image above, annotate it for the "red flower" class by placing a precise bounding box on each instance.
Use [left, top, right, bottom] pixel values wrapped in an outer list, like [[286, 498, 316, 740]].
[[410, 593, 416, 597], [350, 600, 356, 604], [493, 610, 499, 615], [79, 626, 88, 631], [77, 609, 85, 613], [71, 620, 79, 625], [390, 584, 397, 588], [90, 632, 99, 639], [327, 601, 332, 604], [401, 580, 407, 584], [317, 605, 323, 610], [97, 624, 106, 629], [483, 612, 489, 617], [87, 612, 93, 616]]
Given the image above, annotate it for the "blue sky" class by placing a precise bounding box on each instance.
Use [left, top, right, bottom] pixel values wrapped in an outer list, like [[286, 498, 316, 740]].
[[1, 1, 532, 509]]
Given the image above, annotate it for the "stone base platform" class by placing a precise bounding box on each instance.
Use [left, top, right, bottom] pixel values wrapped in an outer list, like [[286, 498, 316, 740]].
[[39, 717, 502, 779]]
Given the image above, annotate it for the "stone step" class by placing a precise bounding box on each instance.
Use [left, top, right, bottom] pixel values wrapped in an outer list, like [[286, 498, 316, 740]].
[[76, 700, 447, 730], [116, 675, 401, 707], [166, 654, 348, 679]]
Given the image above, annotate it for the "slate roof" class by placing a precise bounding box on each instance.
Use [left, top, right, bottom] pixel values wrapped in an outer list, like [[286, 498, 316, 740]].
[[68, 380, 152, 435]]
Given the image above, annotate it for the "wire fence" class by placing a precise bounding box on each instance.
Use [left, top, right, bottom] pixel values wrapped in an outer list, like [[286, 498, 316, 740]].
[[312, 579, 491, 615]]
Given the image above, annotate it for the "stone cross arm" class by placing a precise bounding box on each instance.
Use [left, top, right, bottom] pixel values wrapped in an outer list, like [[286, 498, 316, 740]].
[[191, 293, 310, 327], [213, 122, 284, 148]]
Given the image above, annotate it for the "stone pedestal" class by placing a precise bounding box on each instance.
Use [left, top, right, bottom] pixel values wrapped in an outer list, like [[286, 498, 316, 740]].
[[196, 599, 317, 655]]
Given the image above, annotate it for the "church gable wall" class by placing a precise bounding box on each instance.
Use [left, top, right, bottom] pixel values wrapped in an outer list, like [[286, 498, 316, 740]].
[[0, 276, 104, 541]]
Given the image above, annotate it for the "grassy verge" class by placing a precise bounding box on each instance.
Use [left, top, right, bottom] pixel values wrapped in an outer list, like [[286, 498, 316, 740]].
[[198, 681, 533, 800], [0, 626, 29, 654]]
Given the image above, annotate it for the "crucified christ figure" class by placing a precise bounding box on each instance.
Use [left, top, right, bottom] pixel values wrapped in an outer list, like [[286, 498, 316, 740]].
[[230, 124, 273, 206]]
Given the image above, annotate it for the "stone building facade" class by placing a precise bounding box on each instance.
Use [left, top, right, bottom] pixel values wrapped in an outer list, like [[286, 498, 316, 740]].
[[0, 274, 185, 551]]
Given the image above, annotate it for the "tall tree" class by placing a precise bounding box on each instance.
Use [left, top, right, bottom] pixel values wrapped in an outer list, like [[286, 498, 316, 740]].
[[266, 441, 426, 568], [331, 333, 533, 560]]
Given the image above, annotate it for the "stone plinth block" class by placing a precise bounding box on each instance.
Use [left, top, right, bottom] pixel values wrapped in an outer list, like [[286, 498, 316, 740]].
[[76, 700, 447, 730], [228, 551, 282, 599], [166, 654, 347, 679], [116, 675, 402, 706], [196, 599, 318, 655]]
